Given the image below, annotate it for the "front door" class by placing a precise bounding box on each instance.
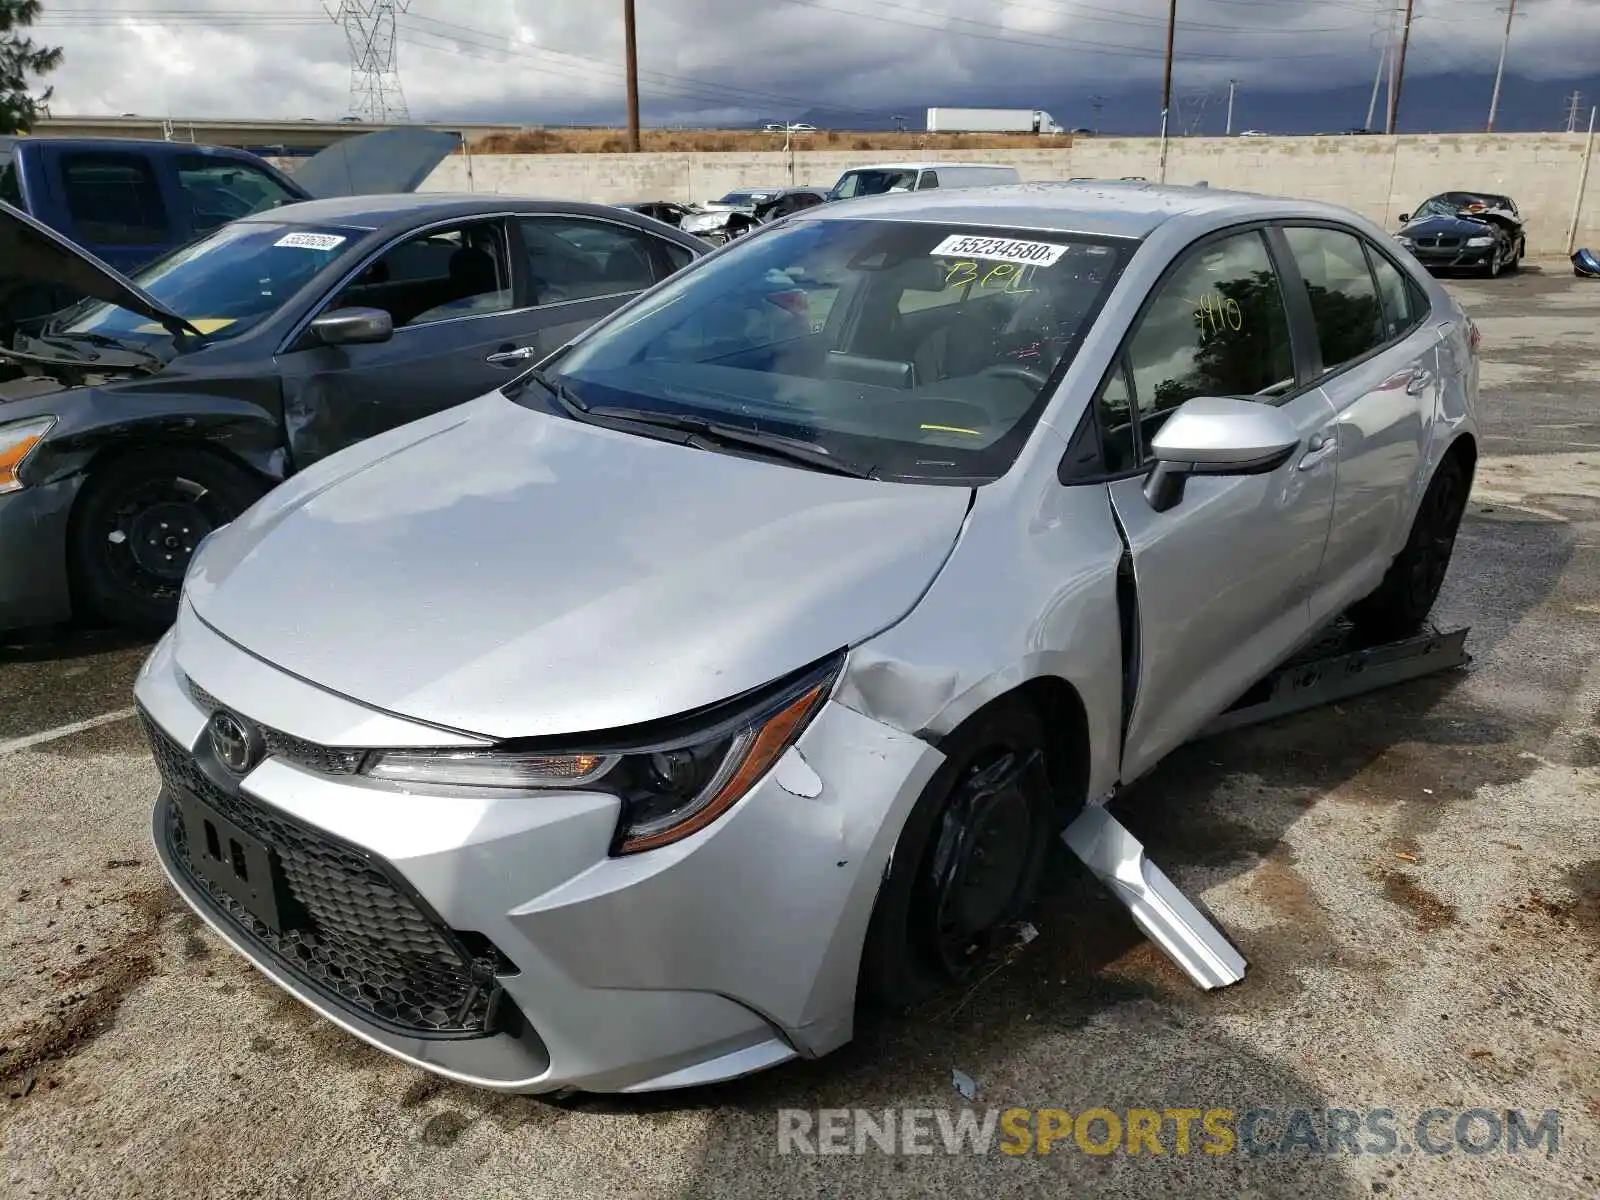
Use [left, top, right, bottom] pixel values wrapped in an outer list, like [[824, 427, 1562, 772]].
[[1101, 227, 1339, 783], [1275, 225, 1438, 622], [276, 216, 537, 468]]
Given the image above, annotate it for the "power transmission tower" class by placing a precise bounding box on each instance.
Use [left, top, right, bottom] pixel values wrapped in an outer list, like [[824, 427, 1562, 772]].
[[1386, 0, 1415, 134], [1567, 91, 1585, 133], [1089, 94, 1105, 134], [1487, 0, 1520, 132], [1366, 4, 1398, 133], [325, 1, 412, 122]]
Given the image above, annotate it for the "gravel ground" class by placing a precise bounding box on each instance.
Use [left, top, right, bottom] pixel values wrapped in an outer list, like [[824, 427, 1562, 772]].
[[2, 269, 1598, 1199]]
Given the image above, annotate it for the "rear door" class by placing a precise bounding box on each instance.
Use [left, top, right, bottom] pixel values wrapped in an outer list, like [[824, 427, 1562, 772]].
[[1274, 223, 1438, 622], [510, 213, 689, 356], [1101, 226, 1339, 782]]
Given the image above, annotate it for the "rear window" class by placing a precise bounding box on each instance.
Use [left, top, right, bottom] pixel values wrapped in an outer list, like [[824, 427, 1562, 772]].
[[59, 152, 172, 245], [543, 218, 1136, 482], [0, 153, 21, 209]]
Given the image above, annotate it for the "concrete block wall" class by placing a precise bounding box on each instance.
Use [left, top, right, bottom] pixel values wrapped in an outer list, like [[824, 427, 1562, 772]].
[[389, 133, 1599, 259]]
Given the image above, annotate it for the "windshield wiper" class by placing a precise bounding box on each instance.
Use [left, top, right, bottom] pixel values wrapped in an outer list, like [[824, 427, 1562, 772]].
[[506, 367, 589, 413], [584, 405, 876, 479], [41, 330, 166, 371]]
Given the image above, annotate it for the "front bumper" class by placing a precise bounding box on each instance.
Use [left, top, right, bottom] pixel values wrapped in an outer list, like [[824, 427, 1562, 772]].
[[1403, 244, 1494, 270], [135, 605, 943, 1094], [0, 477, 83, 632]]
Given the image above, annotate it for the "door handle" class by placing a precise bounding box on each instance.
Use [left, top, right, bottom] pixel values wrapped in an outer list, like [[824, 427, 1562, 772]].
[[1404, 367, 1432, 395], [1298, 430, 1336, 471], [486, 346, 537, 366]]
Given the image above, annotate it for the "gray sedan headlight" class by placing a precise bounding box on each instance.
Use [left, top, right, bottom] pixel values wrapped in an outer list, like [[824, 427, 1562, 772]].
[[362, 652, 842, 854], [1466, 235, 1495, 248], [0, 416, 56, 494]]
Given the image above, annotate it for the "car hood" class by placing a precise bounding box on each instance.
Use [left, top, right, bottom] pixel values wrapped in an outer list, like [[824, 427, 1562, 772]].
[[1400, 213, 1499, 238], [291, 128, 463, 198], [0, 200, 193, 335], [186, 393, 973, 740]]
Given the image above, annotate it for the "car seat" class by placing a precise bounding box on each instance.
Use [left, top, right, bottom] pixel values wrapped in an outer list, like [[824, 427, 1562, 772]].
[[448, 245, 500, 299]]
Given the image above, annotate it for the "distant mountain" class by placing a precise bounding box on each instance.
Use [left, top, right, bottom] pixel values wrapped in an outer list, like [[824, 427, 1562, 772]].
[[758, 70, 1598, 136]]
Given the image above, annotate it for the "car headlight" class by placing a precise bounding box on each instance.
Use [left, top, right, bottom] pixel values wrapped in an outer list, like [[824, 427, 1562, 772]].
[[1395, 235, 1414, 246], [362, 652, 842, 854], [1466, 235, 1495, 247], [0, 417, 56, 494]]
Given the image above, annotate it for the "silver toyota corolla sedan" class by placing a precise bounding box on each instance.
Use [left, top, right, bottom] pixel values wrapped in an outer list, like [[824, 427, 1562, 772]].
[[135, 182, 1479, 1095]]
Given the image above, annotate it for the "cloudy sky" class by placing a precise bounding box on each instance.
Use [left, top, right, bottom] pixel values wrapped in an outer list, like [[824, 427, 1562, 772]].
[[26, 0, 1600, 131]]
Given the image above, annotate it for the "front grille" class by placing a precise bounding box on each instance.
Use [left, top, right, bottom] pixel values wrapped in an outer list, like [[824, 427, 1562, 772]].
[[145, 714, 515, 1039], [185, 679, 364, 775], [1419, 235, 1462, 249]]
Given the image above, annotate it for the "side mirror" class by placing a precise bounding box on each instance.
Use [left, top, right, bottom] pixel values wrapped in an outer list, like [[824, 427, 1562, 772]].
[[1143, 396, 1303, 513], [309, 306, 393, 346], [1398, 213, 1410, 222]]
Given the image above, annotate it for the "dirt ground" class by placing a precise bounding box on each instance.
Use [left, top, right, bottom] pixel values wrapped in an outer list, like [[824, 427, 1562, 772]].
[[2, 270, 1598, 1198]]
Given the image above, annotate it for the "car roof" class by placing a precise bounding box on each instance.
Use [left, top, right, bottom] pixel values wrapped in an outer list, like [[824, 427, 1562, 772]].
[[839, 162, 1018, 172], [237, 193, 671, 232], [802, 179, 1374, 240]]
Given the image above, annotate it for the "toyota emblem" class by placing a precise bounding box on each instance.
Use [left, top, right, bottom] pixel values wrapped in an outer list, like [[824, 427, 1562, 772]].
[[208, 710, 260, 775]]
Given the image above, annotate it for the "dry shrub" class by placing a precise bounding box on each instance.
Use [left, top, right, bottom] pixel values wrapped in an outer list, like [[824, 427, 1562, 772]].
[[465, 128, 1070, 155]]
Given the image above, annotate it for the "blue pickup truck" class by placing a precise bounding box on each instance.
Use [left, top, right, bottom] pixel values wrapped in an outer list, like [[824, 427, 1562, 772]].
[[0, 129, 459, 344]]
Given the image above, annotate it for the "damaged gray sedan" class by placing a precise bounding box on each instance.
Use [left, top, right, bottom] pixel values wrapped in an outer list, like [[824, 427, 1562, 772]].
[[0, 195, 705, 633], [137, 182, 1479, 1096]]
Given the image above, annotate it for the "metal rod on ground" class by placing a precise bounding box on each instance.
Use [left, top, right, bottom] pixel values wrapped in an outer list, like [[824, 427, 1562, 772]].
[[1387, 0, 1415, 134], [623, 0, 640, 152], [1158, 0, 1176, 181], [1487, 0, 1516, 133], [1567, 106, 1598, 256]]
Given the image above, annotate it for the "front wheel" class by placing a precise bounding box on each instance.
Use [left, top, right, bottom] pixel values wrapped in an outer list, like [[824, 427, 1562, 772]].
[[1347, 453, 1470, 642], [68, 447, 266, 635], [858, 705, 1060, 1013]]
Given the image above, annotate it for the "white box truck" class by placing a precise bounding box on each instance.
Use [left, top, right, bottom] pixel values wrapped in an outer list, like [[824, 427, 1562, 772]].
[[925, 107, 1064, 134]]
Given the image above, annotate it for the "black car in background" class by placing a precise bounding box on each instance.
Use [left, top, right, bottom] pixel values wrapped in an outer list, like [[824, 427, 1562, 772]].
[[1395, 191, 1526, 277], [0, 194, 708, 634]]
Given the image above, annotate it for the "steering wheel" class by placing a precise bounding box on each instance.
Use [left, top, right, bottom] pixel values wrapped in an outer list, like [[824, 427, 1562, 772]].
[[977, 363, 1050, 389]]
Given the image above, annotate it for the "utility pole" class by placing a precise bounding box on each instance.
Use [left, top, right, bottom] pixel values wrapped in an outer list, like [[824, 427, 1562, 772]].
[[1487, 0, 1518, 132], [1158, 0, 1177, 179], [623, 0, 640, 152], [1386, 0, 1415, 135], [1367, 4, 1397, 133], [1568, 91, 1585, 133], [1226, 79, 1239, 136]]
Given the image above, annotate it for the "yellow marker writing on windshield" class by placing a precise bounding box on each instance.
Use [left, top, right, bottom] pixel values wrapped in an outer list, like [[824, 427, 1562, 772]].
[[131, 317, 238, 334], [921, 423, 982, 436]]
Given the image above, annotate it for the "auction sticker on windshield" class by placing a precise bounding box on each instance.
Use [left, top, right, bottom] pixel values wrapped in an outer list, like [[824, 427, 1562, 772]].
[[929, 234, 1067, 266], [275, 232, 347, 251]]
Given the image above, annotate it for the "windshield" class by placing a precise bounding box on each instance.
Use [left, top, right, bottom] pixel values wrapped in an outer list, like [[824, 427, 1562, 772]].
[[59, 219, 363, 344], [715, 191, 769, 206], [539, 218, 1134, 482], [832, 169, 918, 200], [1414, 192, 1510, 219]]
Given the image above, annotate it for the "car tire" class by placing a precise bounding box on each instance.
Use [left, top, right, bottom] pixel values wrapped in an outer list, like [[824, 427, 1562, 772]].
[[858, 703, 1059, 1014], [68, 446, 266, 635], [1346, 452, 1471, 642], [1484, 247, 1503, 278]]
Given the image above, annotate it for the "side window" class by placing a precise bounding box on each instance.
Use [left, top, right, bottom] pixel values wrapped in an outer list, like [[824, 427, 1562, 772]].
[[175, 157, 300, 234], [1096, 361, 1137, 473], [518, 217, 658, 304], [1282, 226, 1387, 372], [659, 240, 695, 274], [0, 154, 21, 209], [919, 171, 940, 189], [328, 220, 513, 328], [1367, 247, 1426, 340], [1123, 230, 1296, 446], [59, 152, 171, 245], [792, 193, 824, 210]]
